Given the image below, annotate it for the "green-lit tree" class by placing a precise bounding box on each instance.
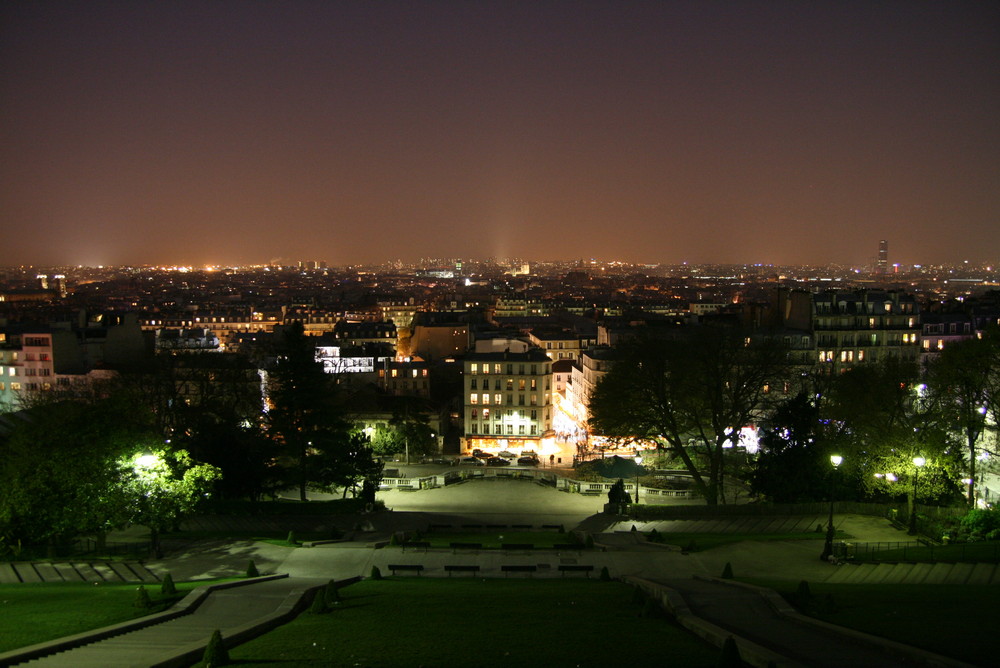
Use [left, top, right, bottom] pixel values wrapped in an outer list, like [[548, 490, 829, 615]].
[[121, 449, 221, 557]]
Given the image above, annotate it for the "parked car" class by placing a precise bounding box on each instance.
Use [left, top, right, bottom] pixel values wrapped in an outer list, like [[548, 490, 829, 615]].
[[517, 456, 539, 466], [497, 451, 517, 460], [486, 456, 511, 466], [458, 456, 485, 466], [472, 449, 491, 459]]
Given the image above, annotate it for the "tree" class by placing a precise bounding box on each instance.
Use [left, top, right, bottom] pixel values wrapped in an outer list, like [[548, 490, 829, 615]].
[[121, 448, 221, 557], [589, 325, 789, 504], [751, 392, 832, 503], [926, 331, 1000, 507], [368, 402, 436, 462], [0, 392, 152, 549], [824, 357, 963, 513], [266, 323, 351, 500]]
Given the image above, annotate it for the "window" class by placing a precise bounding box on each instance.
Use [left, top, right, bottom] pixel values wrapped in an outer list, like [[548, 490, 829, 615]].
[[494, 379, 501, 390], [11, 382, 21, 391], [506, 379, 513, 391], [531, 394, 537, 405], [531, 425, 537, 435], [471, 408, 479, 418], [506, 394, 513, 405], [471, 363, 478, 374], [530, 379, 537, 390], [531, 410, 537, 419], [471, 394, 478, 405], [494, 364, 501, 374], [483, 424, 489, 434], [494, 393, 501, 405], [518, 394, 525, 406], [470, 378, 477, 389], [481, 363, 488, 374], [506, 364, 513, 374], [518, 379, 525, 390], [471, 424, 478, 434], [482, 408, 489, 419], [519, 424, 525, 435], [507, 424, 513, 435]]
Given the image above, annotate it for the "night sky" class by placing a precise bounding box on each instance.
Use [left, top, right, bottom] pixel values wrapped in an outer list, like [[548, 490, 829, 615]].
[[2, 1, 997, 267]]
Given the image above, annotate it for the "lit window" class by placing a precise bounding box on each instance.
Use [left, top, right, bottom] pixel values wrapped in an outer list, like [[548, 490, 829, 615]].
[[471, 363, 478, 374]]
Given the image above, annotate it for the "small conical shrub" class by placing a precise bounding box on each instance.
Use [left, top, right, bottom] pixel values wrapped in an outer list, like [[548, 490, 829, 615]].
[[721, 562, 733, 579], [685, 539, 697, 553], [585, 534, 595, 549], [370, 565, 382, 580], [797, 580, 812, 601], [640, 597, 660, 618], [246, 560, 259, 578], [630, 524, 637, 532], [325, 579, 340, 603], [599, 566, 611, 581], [718, 636, 742, 667], [631, 585, 646, 604], [134, 585, 152, 609], [558, 525, 565, 533], [816, 524, 824, 533], [389, 533, 400, 546], [286, 530, 297, 545], [308, 588, 329, 614], [160, 572, 177, 596], [202, 629, 229, 667]]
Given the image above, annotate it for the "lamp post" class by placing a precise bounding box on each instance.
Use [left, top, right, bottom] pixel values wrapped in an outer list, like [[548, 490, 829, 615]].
[[909, 456, 925, 535], [821, 454, 843, 562], [634, 454, 643, 505]]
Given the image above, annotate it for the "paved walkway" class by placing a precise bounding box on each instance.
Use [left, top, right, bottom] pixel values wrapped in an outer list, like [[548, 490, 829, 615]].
[[1, 484, 993, 667]]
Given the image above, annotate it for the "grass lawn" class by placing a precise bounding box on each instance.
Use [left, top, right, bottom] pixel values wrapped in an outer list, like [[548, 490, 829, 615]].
[[414, 530, 578, 549], [222, 579, 721, 667], [648, 530, 850, 551], [742, 579, 995, 666], [0, 579, 228, 653]]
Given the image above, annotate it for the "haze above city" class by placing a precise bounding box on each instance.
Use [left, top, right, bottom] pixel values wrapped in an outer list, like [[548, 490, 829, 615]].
[[2, 1, 997, 268]]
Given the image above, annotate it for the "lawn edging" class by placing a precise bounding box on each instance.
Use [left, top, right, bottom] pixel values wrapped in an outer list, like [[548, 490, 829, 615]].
[[699, 576, 978, 668], [0, 574, 288, 667], [623, 575, 791, 668]]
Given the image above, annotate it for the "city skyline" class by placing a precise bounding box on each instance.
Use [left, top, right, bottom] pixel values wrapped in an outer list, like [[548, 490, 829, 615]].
[[2, 1, 998, 267]]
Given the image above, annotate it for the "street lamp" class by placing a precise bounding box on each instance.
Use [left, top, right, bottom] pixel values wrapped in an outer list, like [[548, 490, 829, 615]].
[[821, 454, 843, 562], [634, 454, 643, 505], [909, 456, 925, 535]]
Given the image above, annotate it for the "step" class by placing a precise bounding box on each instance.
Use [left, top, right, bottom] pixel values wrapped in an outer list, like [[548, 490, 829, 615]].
[[107, 562, 142, 582], [863, 563, 895, 584], [90, 563, 118, 581], [73, 563, 104, 582], [33, 562, 62, 582], [966, 563, 997, 585], [900, 562, 933, 584], [885, 563, 915, 583], [922, 562, 954, 584], [129, 562, 162, 583], [52, 562, 85, 582], [825, 563, 865, 583], [942, 562, 976, 585], [12, 562, 42, 583], [0, 563, 21, 584], [853, 563, 886, 584]]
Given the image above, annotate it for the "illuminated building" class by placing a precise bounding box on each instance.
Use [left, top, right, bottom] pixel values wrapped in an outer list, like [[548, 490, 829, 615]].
[[462, 349, 553, 454]]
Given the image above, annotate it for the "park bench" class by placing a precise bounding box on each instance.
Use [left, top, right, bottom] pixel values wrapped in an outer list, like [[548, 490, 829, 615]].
[[553, 543, 581, 551], [387, 564, 424, 576], [558, 565, 595, 577], [501, 543, 534, 551], [450, 542, 482, 551], [444, 565, 480, 576], [542, 524, 564, 530], [501, 564, 537, 577], [401, 541, 430, 551]]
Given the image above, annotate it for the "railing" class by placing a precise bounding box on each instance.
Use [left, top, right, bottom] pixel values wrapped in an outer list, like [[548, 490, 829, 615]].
[[836, 540, 1000, 563]]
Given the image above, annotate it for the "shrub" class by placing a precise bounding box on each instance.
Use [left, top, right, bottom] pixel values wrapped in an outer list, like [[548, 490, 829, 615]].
[[286, 531, 298, 545], [389, 533, 400, 546], [160, 572, 177, 596], [684, 539, 697, 553], [308, 588, 329, 614], [202, 629, 229, 667], [630, 524, 637, 532], [718, 636, 742, 667], [631, 585, 645, 604], [795, 580, 812, 606], [640, 597, 661, 618], [325, 579, 340, 603], [720, 562, 733, 579], [959, 508, 1000, 541], [133, 585, 152, 609], [599, 566, 611, 581], [246, 560, 260, 578], [370, 565, 382, 580]]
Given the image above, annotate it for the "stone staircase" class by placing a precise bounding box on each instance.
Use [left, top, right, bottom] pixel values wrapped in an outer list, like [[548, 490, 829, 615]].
[[0, 561, 160, 584], [824, 560, 997, 585]]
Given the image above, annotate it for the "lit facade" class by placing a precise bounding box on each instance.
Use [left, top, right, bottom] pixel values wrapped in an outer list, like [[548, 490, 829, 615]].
[[462, 349, 553, 454]]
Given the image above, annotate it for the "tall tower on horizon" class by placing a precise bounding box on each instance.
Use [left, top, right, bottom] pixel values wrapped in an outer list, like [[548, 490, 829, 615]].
[[877, 240, 888, 275]]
